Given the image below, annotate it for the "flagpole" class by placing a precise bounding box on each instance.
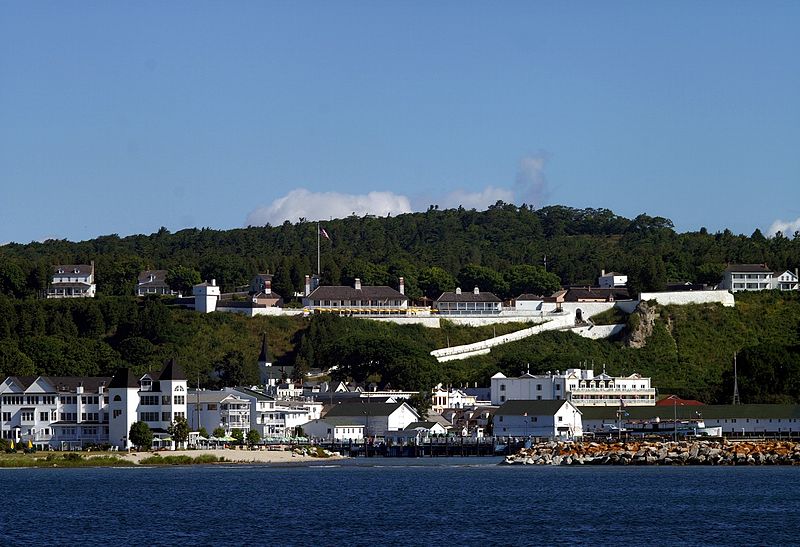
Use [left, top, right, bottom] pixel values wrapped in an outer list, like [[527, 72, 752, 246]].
[[317, 221, 320, 276]]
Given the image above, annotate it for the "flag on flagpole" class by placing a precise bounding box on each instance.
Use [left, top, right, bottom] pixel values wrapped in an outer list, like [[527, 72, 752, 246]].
[[319, 227, 331, 241]]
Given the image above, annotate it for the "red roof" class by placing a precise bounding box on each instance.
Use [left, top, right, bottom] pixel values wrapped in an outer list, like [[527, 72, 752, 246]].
[[655, 394, 704, 406]]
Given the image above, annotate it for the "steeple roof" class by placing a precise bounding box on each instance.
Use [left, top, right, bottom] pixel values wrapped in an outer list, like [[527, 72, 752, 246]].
[[258, 332, 271, 363], [159, 358, 186, 381]]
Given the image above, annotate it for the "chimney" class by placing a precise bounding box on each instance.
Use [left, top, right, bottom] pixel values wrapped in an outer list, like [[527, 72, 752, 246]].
[[265, 278, 272, 295], [354, 278, 362, 290], [474, 286, 480, 295], [304, 275, 311, 296], [601, 269, 605, 277], [399, 277, 405, 295], [455, 287, 462, 295], [211, 279, 216, 287]]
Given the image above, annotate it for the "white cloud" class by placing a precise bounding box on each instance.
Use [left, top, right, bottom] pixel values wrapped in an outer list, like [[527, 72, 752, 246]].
[[768, 217, 800, 237], [439, 186, 515, 210], [246, 188, 413, 226], [514, 152, 549, 207]]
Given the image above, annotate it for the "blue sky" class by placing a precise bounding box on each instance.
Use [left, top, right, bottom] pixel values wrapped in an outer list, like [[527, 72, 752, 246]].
[[1, 1, 799, 244]]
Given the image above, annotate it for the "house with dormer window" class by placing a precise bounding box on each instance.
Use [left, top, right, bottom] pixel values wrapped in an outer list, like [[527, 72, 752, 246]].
[[47, 262, 96, 298], [108, 359, 188, 450], [136, 270, 177, 296], [0, 375, 111, 449]]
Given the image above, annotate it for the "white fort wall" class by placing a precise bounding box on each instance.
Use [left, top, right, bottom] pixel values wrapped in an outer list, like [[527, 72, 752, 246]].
[[638, 290, 734, 308]]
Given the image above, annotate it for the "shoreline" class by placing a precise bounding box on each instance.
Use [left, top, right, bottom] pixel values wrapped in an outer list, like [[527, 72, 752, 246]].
[[121, 447, 345, 465]]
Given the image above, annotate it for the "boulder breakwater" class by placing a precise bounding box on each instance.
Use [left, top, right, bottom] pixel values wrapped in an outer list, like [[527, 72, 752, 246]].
[[502, 440, 800, 466]]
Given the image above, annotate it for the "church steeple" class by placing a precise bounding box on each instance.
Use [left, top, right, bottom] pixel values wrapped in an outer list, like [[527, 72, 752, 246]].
[[258, 332, 271, 365]]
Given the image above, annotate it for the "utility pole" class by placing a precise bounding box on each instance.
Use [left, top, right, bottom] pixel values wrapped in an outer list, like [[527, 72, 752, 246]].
[[732, 352, 741, 405]]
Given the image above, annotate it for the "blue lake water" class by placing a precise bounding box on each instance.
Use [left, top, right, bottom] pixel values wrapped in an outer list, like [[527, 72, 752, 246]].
[[2, 457, 800, 546]]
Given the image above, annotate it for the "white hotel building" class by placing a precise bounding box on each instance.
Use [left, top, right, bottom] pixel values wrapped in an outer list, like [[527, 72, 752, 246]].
[[108, 359, 188, 449], [491, 368, 656, 407], [0, 376, 111, 450]]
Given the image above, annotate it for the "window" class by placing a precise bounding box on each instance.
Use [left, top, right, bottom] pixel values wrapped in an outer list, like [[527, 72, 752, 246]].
[[555, 385, 561, 391], [174, 395, 185, 405], [500, 395, 505, 402], [139, 412, 159, 421], [40, 412, 49, 421], [536, 384, 542, 391], [140, 395, 159, 406], [113, 410, 122, 419], [207, 403, 217, 411], [500, 384, 506, 391], [174, 412, 185, 419], [162, 412, 171, 422], [2, 412, 10, 421], [113, 395, 121, 402], [174, 386, 185, 392]]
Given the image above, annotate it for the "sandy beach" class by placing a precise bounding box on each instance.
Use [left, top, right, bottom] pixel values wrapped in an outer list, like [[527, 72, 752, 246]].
[[119, 447, 344, 465]]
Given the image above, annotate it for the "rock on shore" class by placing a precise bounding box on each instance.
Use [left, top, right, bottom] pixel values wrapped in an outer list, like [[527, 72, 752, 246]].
[[502, 440, 800, 466]]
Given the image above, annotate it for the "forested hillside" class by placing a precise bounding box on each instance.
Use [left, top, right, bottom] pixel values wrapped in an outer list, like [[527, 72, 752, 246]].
[[1, 204, 799, 404], [2, 204, 799, 300]]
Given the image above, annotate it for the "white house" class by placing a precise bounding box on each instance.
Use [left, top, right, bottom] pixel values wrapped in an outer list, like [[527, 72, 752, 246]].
[[434, 287, 502, 315], [772, 270, 799, 291], [187, 391, 251, 437], [302, 276, 408, 315], [323, 401, 420, 438], [108, 359, 188, 450], [598, 270, 627, 288], [301, 417, 365, 442], [719, 264, 773, 292], [47, 263, 96, 298], [430, 385, 478, 412], [226, 387, 284, 439], [0, 375, 111, 450], [494, 400, 583, 439], [136, 270, 177, 296], [491, 368, 655, 407]]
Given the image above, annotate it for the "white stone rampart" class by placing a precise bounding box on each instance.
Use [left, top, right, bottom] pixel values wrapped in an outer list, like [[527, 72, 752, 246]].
[[638, 290, 734, 308], [570, 324, 626, 340], [370, 317, 442, 328]]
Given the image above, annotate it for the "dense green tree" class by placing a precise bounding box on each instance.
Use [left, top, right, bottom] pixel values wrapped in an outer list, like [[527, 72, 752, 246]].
[[458, 264, 509, 297], [212, 426, 226, 438], [166, 266, 201, 295], [168, 416, 190, 448], [417, 267, 457, 299], [231, 429, 245, 445], [129, 421, 153, 450], [247, 429, 261, 446], [504, 264, 562, 297]]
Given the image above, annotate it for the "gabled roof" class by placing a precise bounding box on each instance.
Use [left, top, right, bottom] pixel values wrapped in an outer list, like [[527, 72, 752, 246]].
[[723, 264, 772, 273], [137, 270, 168, 285], [307, 285, 407, 302], [435, 291, 501, 303], [325, 401, 409, 418], [316, 416, 365, 427], [53, 264, 93, 276], [516, 293, 544, 301], [403, 421, 441, 430], [495, 399, 579, 416], [232, 387, 275, 402]]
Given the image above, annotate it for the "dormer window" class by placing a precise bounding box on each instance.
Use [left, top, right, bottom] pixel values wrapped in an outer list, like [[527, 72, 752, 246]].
[[73, 268, 80, 274], [139, 376, 153, 391]]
